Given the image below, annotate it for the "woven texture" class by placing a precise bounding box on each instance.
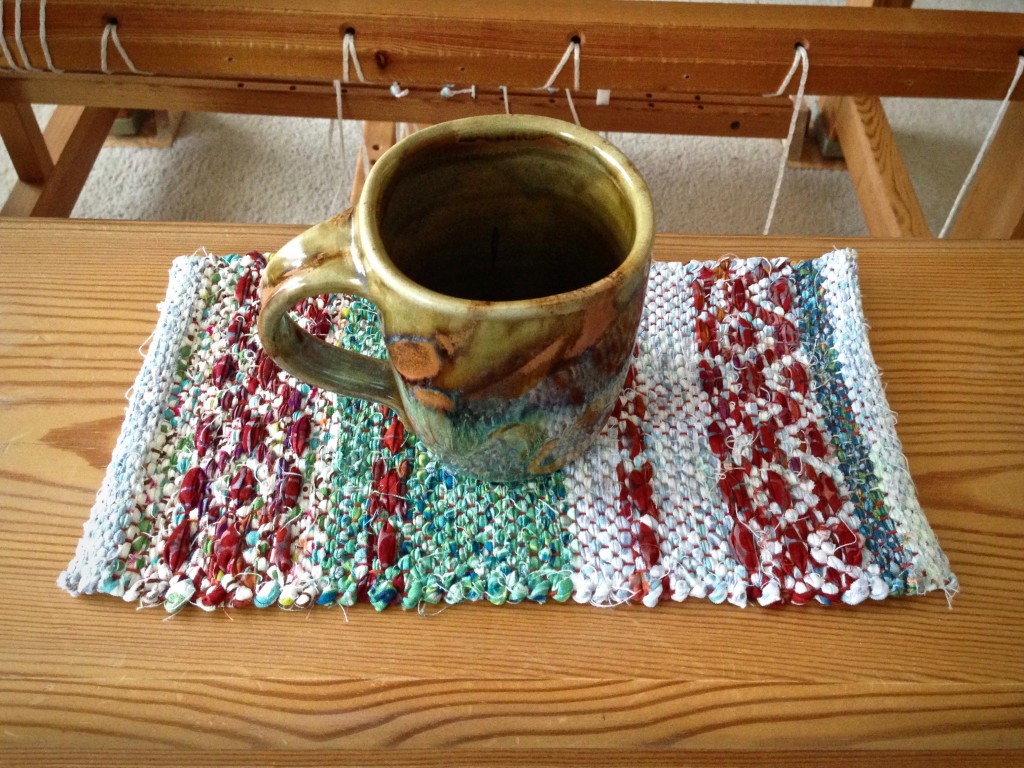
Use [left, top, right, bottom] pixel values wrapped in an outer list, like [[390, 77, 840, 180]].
[[59, 249, 956, 612]]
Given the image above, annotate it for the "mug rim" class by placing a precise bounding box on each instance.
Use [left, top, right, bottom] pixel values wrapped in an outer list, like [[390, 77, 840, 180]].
[[355, 114, 654, 315]]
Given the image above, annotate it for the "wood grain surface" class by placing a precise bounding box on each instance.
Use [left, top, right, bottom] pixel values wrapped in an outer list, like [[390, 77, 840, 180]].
[[3, 1, 1024, 98], [0, 74, 799, 139], [0, 220, 1021, 766]]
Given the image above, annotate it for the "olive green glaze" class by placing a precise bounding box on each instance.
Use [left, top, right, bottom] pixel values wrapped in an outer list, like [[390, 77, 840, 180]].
[[259, 115, 653, 481]]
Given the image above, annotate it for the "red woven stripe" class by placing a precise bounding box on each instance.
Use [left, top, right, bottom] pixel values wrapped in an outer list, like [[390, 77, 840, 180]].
[[613, 361, 666, 604], [696, 260, 865, 605]]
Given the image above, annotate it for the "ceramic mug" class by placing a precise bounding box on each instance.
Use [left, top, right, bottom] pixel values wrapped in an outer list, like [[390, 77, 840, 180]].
[[259, 115, 653, 481]]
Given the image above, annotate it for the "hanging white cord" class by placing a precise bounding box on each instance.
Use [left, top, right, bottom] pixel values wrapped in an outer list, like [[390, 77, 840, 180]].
[[330, 32, 371, 209], [13, 0, 41, 71], [100, 21, 151, 74], [565, 87, 581, 126], [0, 2, 25, 71], [330, 78, 348, 209], [500, 85, 511, 114], [763, 44, 809, 236], [537, 38, 580, 91], [939, 53, 1024, 238], [38, 0, 61, 72], [341, 30, 367, 84]]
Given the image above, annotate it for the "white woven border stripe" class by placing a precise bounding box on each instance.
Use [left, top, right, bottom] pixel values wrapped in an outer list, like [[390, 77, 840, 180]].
[[814, 250, 957, 598], [58, 255, 208, 595]]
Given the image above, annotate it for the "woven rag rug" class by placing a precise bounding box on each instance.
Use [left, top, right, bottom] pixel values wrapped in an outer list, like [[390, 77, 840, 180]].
[[59, 248, 957, 613]]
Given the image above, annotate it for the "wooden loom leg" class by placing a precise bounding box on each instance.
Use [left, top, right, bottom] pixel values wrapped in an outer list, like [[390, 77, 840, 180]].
[[0, 102, 54, 184], [818, 0, 930, 237], [818, 94, 930, 237], [2, 105, 118, 218], [949, 101, 1024, 239]]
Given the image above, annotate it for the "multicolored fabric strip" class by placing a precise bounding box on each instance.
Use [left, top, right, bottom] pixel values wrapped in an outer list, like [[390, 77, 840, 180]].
[[59, 249, 957, 612]]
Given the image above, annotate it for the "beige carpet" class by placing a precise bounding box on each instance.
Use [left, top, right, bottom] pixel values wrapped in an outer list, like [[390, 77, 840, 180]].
[[2, 0, 1021, 236]]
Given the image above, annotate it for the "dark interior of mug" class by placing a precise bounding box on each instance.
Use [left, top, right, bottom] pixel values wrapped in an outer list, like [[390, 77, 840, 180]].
[[373, 127, 638, 302]]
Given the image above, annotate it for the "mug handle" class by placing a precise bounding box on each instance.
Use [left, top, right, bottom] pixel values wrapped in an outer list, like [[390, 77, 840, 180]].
[[258, 210, 405, 418]]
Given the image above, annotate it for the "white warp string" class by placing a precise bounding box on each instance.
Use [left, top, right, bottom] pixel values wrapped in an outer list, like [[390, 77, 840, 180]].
[[14, 0, 41, 71], [100, 21, 151, 75], [330, 31, 370, 210], [342, 30, 367, 85], [565, 87, 581, 126], [939, 53, 1024, 238], [500, 85, 511, 114], [763, 44, 809, 236], [538, 38, 580, 91], [38, 0, 60, 72], [0, 2, 25, 71], [0, 0, 61, 72]]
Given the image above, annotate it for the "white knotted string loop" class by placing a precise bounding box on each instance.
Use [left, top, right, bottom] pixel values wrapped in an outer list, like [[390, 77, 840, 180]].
[[14, 0, 41, 71], [0, 2, 25, 71], [537, 38, 580, 91], [38, 0, 61, 72], [100, 21, 151, 75], [763, 44, 809, 236], [939, 52, 1024, 238], [389, 81, 409, 98], [565, 87, 581, 127], [499, 85, 511, 114]]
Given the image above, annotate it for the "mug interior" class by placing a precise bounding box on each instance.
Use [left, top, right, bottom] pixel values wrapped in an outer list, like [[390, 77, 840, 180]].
[[371, 120, 639, 302]]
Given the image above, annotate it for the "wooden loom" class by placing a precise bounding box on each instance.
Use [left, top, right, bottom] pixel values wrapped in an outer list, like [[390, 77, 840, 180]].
[[0, 0, 1022, 237]]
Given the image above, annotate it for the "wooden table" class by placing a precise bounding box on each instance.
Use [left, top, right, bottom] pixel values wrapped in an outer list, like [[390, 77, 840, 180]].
[[0, 219, 1021, 766]]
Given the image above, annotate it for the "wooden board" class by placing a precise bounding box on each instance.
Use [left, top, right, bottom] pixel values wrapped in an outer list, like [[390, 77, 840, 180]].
[[3, 1, 1024, 98], [0, 74, 800, 138], [0, 219, 1022, 765]]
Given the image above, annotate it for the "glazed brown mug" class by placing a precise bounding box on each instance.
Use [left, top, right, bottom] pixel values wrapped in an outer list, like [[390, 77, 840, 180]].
[[259, 115, 653, 481]]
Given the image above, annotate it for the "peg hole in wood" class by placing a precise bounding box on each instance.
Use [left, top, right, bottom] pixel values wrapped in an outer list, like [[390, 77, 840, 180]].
[[289, 85, 297, 91], [731, 121, 741, 130], [570, 34, 582, 45], [375, 50, 390, 69]]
